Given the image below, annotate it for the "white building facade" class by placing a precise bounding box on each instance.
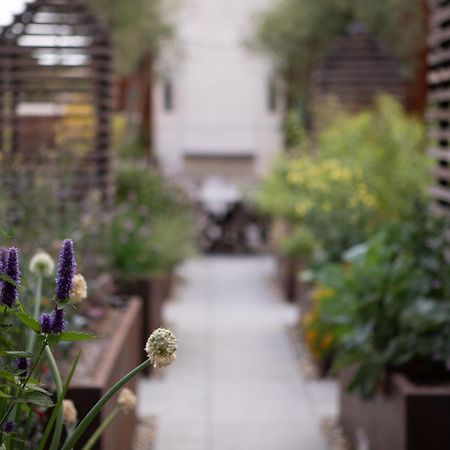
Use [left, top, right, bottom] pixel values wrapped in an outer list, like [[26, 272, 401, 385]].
[[153, 0, 284, 183]]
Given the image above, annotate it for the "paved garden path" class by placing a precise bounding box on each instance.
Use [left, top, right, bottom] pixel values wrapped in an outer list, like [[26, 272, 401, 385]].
[[138, 256, 337, 450]]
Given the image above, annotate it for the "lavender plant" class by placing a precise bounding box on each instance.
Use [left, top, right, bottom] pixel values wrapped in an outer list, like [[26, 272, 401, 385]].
[[0, 240, 177, 449]]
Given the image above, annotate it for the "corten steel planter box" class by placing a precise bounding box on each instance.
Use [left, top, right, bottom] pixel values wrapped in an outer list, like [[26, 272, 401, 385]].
[[66, 298, 142, 450], [340, 369, 450, 450], [296, 278, 313, 316], [160, 269, 174, 301], [276, 255, 300, 302], [118, 277, 164, 374]]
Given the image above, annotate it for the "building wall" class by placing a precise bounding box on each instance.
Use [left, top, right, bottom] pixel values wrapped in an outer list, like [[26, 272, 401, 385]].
[[153, 0, 284, 181]]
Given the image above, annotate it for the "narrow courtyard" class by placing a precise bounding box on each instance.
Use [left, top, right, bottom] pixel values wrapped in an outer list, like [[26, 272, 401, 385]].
[[138, 256, 338, 450]]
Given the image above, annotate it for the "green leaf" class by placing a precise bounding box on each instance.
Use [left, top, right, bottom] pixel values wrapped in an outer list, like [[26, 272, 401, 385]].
[[16, 391, 54, 407], [25, 384, 53, 396], [0, 368, 17, 382], [0, 274, 17, 287], [58, 331, 97, 342], [0, 351, 32, 358], [13, 311, 40, 333]]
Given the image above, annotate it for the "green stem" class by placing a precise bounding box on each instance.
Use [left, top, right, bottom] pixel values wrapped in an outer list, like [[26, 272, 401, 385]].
[[61, 359, 150, 450], [45, 346, 63, 450], [81, 407, 121, 450], [27, 276, 43, 354]]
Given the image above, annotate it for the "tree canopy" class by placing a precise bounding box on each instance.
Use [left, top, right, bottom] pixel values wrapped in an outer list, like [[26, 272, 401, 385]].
[[88, 0, 178, 71]]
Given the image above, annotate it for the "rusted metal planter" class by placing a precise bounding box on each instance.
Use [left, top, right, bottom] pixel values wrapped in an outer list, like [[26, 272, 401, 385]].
[[340, 369, 450, 450], [276, 255, 300, 302], [296, 277, 313, 316], [160, 269, 175, 301], [117, 277, 164, 374], [66, 298, 142, 450]]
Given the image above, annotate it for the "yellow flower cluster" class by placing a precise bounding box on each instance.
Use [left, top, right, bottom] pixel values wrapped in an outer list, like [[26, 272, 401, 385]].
[[311, 286, 336, 302], [285, 157, 377, 218], [302, 284, 337, 360]]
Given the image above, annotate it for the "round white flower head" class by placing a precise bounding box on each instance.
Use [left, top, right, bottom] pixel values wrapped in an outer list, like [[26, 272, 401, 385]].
[[62, 399, 77, 425], [117, 388, 137, 412], [145, 328, 177, 368], [71, 274, 87, 303], [29, 251, 55, 278]]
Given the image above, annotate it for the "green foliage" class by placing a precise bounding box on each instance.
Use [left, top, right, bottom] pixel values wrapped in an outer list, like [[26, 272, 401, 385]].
[[313, 206, 450, 398], [317, 96, 429, 217], [0, 240, 155, 448], [257, 96, 428, 263], [109, 163, 195, 279], [88, 0, 177, 71], [0, 166, 110, 277], [280, 227, 316, 260], [282, 110, 309, 151]]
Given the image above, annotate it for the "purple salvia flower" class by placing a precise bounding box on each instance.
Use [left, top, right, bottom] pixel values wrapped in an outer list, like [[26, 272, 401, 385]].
[[51, 308, 66, 334], [15, 357, 29, 376], [39, 313, 52, 334], [1, 247, 20, 307], [55, 239, 76, 303], [3, 420, 15, 433]]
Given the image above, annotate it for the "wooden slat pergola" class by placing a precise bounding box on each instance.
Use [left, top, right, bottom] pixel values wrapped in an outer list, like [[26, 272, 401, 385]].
[[311, 22, 405, 115], [0, 0, 114, 203], [428, 0, 450, 211]]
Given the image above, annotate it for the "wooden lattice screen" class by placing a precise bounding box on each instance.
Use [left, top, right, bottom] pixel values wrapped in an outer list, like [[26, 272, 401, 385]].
[[428, 0, 450, 211], [0, 0, 114, 202], [311, 22, 405, 114]]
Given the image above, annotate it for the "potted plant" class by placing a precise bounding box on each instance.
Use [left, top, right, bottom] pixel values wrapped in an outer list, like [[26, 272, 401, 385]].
[[109, 164, 194, 372], [0, 240, 178, 449], [315, 209, 450, 449]]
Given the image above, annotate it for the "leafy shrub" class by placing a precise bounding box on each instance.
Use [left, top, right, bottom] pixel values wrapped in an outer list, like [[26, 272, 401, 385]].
[[109, 163, 195, 279], [257, 96, 428, 263], [312, 204, 450, 398]]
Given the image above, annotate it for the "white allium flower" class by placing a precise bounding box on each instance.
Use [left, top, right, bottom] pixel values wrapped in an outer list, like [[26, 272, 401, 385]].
[[62, 399, 77, 424], [71, 274, 87, 302], [145, 328, 177, 369], [117, 388, 136, 412], [29, 251, 55, 278]]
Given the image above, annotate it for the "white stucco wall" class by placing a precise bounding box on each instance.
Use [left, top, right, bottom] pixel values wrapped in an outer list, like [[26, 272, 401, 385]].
[[153, 0, 284, 180]]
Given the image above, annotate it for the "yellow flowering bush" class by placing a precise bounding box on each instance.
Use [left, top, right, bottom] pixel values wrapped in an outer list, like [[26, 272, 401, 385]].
[[302, 285, 337, 362], [257, 95, 428, 263], [259, 154, 377, 261]]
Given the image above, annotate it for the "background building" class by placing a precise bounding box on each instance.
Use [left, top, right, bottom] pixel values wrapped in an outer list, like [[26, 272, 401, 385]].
[[153, 0, 284, 184]]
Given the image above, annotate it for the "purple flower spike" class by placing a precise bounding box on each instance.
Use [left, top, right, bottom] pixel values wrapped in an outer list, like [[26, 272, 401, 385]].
[[15, 357, 29, 376], [1, 247, 20, 307], [39, 313, 52, 334], [3, 420, 15, 433], [51, 308, 66, 334], [55, 239, 76, 303]]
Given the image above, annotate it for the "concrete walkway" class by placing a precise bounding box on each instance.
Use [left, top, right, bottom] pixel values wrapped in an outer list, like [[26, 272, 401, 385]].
[[138, 256, 337, 450]]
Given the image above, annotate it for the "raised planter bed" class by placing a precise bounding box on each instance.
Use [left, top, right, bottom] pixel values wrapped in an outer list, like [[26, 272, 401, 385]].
[[160, 269, 175, 301], [339, 369, 450, 450], [66, 298, 143, 450], [296, 277, 313, 316], [117, 277, 164, 374], [276, 254, 300, 302]]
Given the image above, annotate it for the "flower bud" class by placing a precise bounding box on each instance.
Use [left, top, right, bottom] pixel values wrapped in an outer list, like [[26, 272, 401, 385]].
[[117, 388, 136, 412], [29, 251, 55, 278], [145, 328, 177, 368], [71, 274, 87, 303], [63, 400, 77, 425]]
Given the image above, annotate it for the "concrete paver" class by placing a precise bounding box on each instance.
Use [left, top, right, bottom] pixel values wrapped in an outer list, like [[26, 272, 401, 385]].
[[138, 256, 338, 450]]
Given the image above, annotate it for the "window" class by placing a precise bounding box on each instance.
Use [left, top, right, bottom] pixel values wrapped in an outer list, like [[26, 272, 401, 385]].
[[163, 79, 174, 112]]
